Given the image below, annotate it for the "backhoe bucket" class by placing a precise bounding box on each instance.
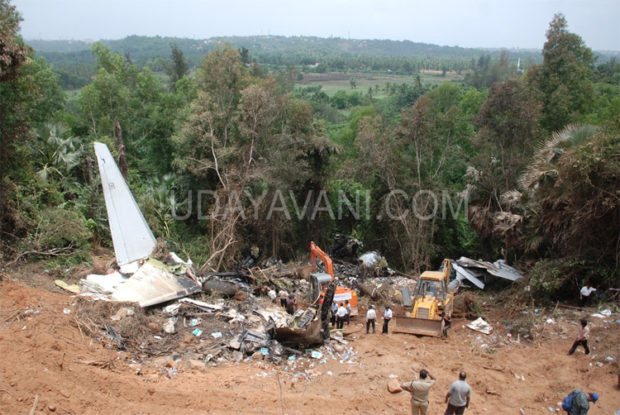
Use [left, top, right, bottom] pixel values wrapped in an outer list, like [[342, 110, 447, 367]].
[[393, 316, 444, 337]]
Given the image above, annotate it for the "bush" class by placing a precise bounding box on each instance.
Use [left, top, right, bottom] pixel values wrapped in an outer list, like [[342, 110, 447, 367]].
[[528, 258, 611, 304], [14, 207, 93, 266]]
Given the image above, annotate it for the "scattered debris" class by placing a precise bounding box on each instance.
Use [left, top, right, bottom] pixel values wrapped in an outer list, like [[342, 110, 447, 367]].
[[110, 259, 201, 307], [55, 280, 80, 294], [467, 317, 493, 335], [454, 257, 524, 290]]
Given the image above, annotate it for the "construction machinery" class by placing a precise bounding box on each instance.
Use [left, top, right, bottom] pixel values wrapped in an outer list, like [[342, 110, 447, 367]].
[[393, 259, 454, 337], [309, 241, 358, 316], [274, 280, 335, 346]]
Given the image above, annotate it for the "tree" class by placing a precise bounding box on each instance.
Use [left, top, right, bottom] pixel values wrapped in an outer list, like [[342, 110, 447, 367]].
[[238, 47, 250, 65], [519, 125, 619, 265], [468, 79, 541, 258], [0, 0, 27, 245], [1, 1, 67, 249], [0, 0, 26, 82], [163, 44, 189, 91], [528, 14, 594, 132]]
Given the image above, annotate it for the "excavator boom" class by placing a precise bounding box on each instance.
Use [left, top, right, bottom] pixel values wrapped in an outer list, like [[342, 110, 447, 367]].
[[309, 241, 358, 316], [310, 241, 334, 278]]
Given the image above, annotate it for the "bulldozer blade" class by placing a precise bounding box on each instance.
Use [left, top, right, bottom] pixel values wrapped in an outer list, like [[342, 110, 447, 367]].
[[393, 316, 444, 337]]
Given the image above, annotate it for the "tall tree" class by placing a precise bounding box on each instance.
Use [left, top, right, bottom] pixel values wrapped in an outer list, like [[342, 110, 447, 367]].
[[528, 13, 594, 132], [0, 0, 28, 244], [468, 79, 541, 258], [163, 44, 189, 91]]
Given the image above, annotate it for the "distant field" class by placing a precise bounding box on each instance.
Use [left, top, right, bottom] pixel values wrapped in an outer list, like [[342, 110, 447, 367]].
[[296, 70, 465, 96]]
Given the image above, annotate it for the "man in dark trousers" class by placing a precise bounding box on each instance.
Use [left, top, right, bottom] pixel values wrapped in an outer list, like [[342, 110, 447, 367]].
[[366, 305, 376, 334], [382, 305, 392, 334], [568, 319, 590, 355], [444, 371, 471, 415]]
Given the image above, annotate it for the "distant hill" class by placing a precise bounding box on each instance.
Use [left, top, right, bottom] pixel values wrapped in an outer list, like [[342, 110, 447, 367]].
[[29, 35, 544, 65], [25, 35, 617, 89]]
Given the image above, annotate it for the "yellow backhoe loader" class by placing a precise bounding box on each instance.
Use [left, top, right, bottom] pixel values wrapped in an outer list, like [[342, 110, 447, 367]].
[[393, 259, 453, 337]]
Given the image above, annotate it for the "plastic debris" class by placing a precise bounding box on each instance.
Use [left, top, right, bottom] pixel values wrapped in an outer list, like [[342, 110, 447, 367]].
[[192, 328, 202, 337], [211, 332, 222, 339]]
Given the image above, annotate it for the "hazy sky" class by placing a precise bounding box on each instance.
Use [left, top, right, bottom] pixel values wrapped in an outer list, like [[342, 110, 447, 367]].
[[13, 0, 620, 50]]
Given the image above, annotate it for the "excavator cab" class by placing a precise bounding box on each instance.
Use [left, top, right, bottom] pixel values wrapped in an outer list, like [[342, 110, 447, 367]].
[[309, 241, 358, 316], [309, 272, 333, 303]]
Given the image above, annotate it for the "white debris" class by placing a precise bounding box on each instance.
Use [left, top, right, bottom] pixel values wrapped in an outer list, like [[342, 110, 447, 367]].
[[163, 318, 176, 334], [467, 317, 493, 335], [163, 303, 181, 315]]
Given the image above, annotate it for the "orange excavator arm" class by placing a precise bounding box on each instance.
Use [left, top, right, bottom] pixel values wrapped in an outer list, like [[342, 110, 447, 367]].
[[310, 241, 334, 279]]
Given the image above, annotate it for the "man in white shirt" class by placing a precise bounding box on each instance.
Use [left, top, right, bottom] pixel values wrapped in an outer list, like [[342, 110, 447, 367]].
[[366, 305, 376, 334], [336, 303, 347, 329], [444, 371, 471, 415], [579, 284, 596, 307], [382, 306, 393, 334], [278, 290, 288, 307]]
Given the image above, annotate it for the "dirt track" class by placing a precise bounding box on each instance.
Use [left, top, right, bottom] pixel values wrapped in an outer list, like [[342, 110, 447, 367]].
[[0, 276, 618, 415]]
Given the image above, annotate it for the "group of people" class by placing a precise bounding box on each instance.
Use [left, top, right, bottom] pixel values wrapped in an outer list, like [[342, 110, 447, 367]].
[[272, 289, 296, 315], [400, 370, 471, 415], [365, 304, 392, 334], [275, 286, 602, 413], [331, 300, 352, 329]]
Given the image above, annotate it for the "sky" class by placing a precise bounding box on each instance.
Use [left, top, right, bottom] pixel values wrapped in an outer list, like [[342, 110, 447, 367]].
[[12, 0, 620, 51]]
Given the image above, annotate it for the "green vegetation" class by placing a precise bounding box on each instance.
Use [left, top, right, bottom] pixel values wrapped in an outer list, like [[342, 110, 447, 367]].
[[1, 3, 618, 303]]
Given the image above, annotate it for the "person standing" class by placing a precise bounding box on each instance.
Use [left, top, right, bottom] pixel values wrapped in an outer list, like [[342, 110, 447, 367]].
[[382, 306, 393, 334], [401, 369, 436, 415], [336, 303, 347, 329], [286, 293, 297, 315], [568, 319, 591, 355], [366, 305, 376, 333], [330, 302, 338, 327], [345, 300, 352, 326], [579, 284, 596, 307], [444, 371, 471, 415], [278, 290, 288, 307], [442, 311, 452, 338]]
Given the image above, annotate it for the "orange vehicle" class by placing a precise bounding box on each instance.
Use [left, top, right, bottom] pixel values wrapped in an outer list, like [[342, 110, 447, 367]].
[[309, 241, 358, 316]]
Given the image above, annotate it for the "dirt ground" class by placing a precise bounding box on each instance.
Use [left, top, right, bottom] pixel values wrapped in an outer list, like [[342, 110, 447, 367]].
[[0, 269, 618, 415]]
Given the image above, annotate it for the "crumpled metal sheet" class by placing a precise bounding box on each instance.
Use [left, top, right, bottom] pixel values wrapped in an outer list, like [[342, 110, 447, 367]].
[[110, 259, 201, 307]]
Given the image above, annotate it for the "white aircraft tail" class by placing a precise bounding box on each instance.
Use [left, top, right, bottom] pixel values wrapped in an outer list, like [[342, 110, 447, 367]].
[[93, 142, 156, 265]]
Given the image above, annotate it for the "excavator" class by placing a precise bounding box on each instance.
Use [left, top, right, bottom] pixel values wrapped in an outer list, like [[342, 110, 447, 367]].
[[273, 241, 355, 346], [309, 241, 358, 316], [393, 259, 454, 337]]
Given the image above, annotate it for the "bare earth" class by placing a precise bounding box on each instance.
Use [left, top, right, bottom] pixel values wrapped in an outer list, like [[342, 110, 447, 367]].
[[0, 271, 618, 415]]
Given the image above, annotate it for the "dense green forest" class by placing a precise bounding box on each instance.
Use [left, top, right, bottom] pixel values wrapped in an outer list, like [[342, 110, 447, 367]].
[[1, 0, 618, 302]]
